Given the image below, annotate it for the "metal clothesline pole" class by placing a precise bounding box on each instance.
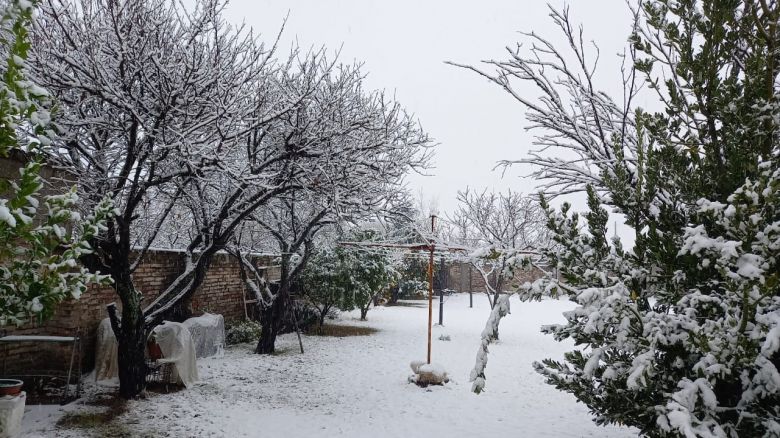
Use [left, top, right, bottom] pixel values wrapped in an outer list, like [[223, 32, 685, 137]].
[[426, 215, 435, 364], [338, 215, 465, 366]]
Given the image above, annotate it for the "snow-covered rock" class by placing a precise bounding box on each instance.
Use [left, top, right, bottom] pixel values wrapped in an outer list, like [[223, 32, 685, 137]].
[[409, 360, 449, 385]]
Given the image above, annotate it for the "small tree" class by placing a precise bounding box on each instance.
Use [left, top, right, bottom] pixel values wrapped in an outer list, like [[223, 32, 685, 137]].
[[396, 256, 430, 300], [450, 188, 548, 308], [0, 0, 110, 327], [346, 231, 395, 320], [301, 247, 354, 330]]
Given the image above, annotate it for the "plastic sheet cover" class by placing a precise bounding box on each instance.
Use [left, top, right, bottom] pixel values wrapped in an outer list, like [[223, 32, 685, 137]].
[[94, 318, 119, 382], [182, 313, 225, 359], [150, 321, 199, 388]]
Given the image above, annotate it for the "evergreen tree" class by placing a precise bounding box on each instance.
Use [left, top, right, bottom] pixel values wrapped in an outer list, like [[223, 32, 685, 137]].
[[456, 1, 780, 436], [347, 231, 395, 321], [301, 247, 355, 330]]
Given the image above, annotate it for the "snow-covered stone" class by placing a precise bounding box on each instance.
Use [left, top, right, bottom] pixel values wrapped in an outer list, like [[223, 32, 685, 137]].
[[409, 360, 449, 385]]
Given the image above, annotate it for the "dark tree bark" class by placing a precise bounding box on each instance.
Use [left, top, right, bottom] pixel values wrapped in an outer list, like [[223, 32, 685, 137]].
[[255, 253, 298, 354], [115, 301, 146, 398], [316, 304, 331, 331], [105, 264, 147, 398], [256, 289, 286, 354], [389, 285, 399, 304]]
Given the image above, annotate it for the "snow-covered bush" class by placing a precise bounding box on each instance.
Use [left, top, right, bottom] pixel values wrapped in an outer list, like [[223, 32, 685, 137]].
[[301, 247, 356, 329], [0, 0, 111, 327], [345, 231, 396, 320], [398, 279, 428, 299], [396, 257, 429, 299], [225, 320, 262, 345]]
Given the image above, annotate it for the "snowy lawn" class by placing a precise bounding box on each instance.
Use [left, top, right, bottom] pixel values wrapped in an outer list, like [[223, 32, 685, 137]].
[[21, 293, 636, 437]]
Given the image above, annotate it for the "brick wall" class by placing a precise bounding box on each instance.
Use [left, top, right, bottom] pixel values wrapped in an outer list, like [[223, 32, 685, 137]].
[[1, 249, 277, 375], [1, 151, 284, 374], [444, 262, 544, 293]]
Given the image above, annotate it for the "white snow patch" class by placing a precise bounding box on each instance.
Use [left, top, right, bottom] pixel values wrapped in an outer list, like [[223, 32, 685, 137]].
[[20, 294, 636, 438]]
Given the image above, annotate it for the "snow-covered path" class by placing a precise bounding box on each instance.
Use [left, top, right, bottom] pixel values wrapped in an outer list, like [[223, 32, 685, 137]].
[[23, 293, 636, 437]]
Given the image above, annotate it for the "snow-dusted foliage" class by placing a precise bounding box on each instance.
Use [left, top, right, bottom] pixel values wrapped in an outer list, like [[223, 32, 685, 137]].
[[456, 1, 780, 436], [0, 0, 111, 327], [469, 294, 510, 394], [522, 172, 780, 437], [225, 319, 262, 346], [333, 228, 398, 320], [301, 246, 356, 329]]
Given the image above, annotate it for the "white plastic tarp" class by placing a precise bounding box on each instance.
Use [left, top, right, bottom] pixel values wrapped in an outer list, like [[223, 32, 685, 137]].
[[182, 313, 225, 359], [150, 321, 199, 388], [95, 318, 119, 382]]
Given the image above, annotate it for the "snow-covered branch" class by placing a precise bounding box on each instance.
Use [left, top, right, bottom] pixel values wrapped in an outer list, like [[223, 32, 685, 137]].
[[447, 5, 640, 199]]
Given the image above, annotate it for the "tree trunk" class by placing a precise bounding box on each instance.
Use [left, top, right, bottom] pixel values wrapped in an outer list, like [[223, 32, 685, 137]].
[[116, 319, 146, 398], [256, 254, 295, 354], [491, 275, 504, 340], [256, 290, 285, 354], [318, 308, 327, 330], [360, 306, 369, 321], [255, 297, 282, 354], [389, 285, 399, 304], [110, 280, 147, 398]]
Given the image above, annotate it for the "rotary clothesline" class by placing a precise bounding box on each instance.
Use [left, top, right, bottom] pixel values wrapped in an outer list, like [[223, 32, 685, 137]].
[[339, 215, 466, 365]]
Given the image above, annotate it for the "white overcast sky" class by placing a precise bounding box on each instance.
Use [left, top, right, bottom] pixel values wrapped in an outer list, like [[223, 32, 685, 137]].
[[222, 0, 641, 239]]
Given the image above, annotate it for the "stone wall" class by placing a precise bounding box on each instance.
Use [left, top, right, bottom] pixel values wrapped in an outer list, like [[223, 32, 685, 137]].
[[1, 249, 278, 375]]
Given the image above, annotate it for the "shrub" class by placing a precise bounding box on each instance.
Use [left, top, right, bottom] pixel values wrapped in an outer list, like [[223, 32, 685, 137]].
[[225, 320, 262, 345]]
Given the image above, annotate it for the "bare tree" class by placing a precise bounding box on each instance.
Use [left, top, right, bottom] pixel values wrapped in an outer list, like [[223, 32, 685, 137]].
[[446, 5, 641, 199], [139, 52, 325, 327], [227, 62, 432, 354], [30, 0, 431, 397], [29, 0, 278, 397], [449, 188, 548, 309]]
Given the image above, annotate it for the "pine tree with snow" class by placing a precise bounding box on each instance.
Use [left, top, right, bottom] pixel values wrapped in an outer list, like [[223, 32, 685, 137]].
[[454, 1, 780, 436]]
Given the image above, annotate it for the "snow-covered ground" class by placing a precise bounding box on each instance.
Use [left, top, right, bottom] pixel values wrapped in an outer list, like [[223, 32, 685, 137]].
[[21, 293, 636, 437]]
